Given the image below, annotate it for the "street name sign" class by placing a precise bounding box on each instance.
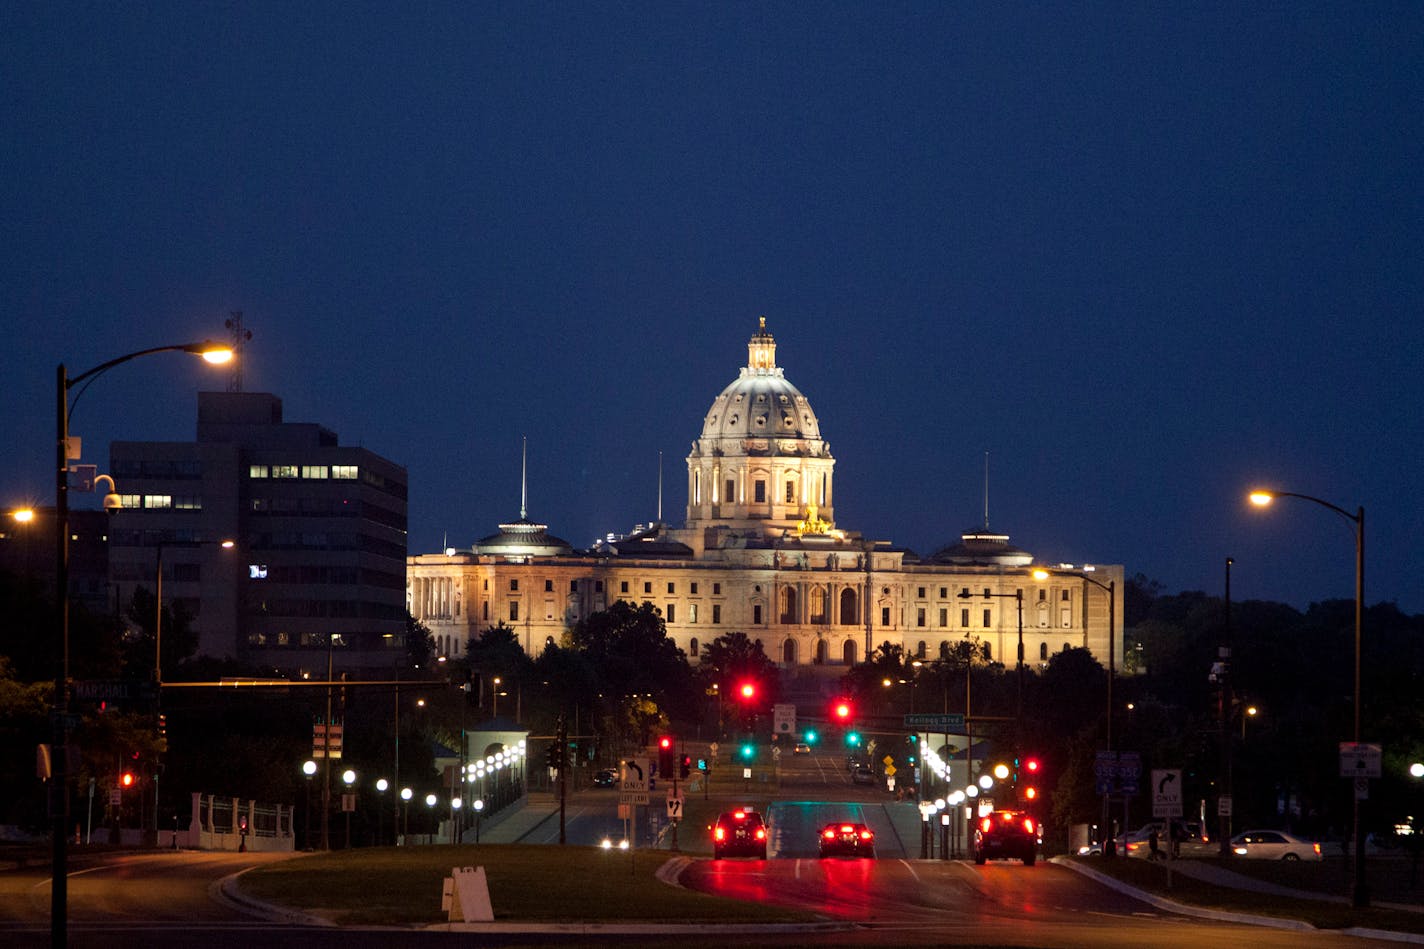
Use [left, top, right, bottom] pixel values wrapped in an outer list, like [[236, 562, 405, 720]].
[[903, 713, 965, 730]]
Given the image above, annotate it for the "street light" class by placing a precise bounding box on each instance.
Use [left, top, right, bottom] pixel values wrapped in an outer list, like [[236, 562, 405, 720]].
[[400, 786, 412, 842], [375, 778, 389, 846], [957, 586, 1026, 722], [50, 339, 231, 949], [1249, 487, 1367, 908], [1034, 565, 1118, 856], [342, 769, 356, 849], [301, 760, 317, 850]]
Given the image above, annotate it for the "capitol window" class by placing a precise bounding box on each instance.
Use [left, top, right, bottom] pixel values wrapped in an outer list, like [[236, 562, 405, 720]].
[[754, 480, 766, 503]]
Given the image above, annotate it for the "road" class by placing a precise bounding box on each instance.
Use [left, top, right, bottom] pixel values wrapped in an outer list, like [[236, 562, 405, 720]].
[[0, 751, 1406, 947]]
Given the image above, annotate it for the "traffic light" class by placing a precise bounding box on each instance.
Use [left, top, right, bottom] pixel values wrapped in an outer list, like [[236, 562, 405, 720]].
[[546, 744, 559, 770], [907, 734, 918, 765], [737, 680, 757, 702], [1021, 756, 1041, 803], [739, 742, 755, 761], [845, 731, 861, 748], [658, 736, 676, 777], [680, 754, 691, 779], [119, 771, 135, 789], [832, 698, 853, 722], [157, 713, 167, 740], [804, 728, 818, 745]]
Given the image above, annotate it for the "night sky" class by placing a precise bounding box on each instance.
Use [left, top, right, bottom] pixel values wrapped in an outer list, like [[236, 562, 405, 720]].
[[4, 4, 1421, 613]]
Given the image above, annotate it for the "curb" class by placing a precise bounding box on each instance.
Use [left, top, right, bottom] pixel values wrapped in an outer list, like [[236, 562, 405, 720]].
[[214, 868, 339, 927], [1050, 856, 1314, 932]]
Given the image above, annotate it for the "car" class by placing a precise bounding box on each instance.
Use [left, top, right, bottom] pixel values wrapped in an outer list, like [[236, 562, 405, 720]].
[[591, 768, 617, 787], [1117, 821, 1211, 858], [794, 742, 812, 755], [851, 765, 876, 785], [712, 809, 768, 859], [819, 822, 875, 858], [1230, 829, 1323, 861], [973, 809, 1039, 865]]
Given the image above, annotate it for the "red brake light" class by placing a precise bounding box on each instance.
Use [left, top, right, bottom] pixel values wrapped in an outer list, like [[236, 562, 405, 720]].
[[980, 817, 992, 833], [1313, 843, 1321, 855], [823, 829, 836, 839], [860, 829, 874, 840], [732, 811, 745, 820], [840, 824, 854, 833], [1023, 817, 1035, 834], [755, 828, 766, 840]]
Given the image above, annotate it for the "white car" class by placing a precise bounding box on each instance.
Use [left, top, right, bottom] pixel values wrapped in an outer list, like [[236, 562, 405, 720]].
[[1230, 829, 1322, 861], [794, 743, 811, 755]]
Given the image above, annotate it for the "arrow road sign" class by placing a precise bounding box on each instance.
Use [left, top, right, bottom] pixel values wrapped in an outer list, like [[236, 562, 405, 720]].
[[621, 757, 649, 793], [1152, 768, 1182, 817]]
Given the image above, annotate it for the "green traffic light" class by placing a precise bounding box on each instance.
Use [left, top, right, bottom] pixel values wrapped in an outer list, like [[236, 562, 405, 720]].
[[740, 743, 755, 759], [846, 732, 861, 747], [805, 729, 818, 744]]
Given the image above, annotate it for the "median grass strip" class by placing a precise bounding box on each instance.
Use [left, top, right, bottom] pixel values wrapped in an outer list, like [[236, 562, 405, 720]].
[[239, 844, 821, 927], [1071, 856, 1424, 934]]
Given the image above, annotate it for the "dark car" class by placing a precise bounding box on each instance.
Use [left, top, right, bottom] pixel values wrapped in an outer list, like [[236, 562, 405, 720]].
[[591, 768, 617, 787], [973, 809, 1038, 865], [851, 765, 876, 785], [712, 809, 768, 859], [819, 822, 875, 858]]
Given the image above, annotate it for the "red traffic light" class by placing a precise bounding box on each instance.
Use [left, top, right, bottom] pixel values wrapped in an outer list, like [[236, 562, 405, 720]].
[[1025, 758, 1040, 773], [120, 772, 135, 788], [737, 681, 757, 701], [659, 736, 673, 750], [832, 699, 853, 721]]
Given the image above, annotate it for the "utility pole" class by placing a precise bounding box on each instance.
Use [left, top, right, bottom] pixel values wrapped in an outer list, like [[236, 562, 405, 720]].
[[557, 714, 568, 844]]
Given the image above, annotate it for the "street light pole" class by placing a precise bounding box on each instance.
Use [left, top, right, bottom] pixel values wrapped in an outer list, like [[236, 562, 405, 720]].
[[1034, 567, 1116, 856], [1249, 489, 1367, 908], [51, 340, 231, 949]]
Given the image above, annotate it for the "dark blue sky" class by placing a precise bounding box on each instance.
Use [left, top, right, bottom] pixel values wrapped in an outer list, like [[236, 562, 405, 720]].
[[4, 4, 1421, 613]]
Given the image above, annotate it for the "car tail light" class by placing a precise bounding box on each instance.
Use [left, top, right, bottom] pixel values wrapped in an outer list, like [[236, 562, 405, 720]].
[[840, 824, 855, 833], [823, 828, 836, 839], [1022, 817, 1035, 834], [714, 827, 726, 842], [1313, 843, 1321, 856], [860, 829, 874, 840], [755, 828, 766, 840], [732, 811, 746, 820], [980, 817, 993, 833]]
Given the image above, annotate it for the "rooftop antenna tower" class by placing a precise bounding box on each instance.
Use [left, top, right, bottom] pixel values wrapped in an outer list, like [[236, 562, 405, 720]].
[[223, 312, 253, 392], [657, 451, 663, 523], [983, 450, 990, 530], [520, 436, 528, 520]]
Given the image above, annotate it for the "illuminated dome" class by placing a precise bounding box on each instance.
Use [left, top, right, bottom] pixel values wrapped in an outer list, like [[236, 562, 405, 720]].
[[685, 318, 836, 536], [699, 319, 823, 442]]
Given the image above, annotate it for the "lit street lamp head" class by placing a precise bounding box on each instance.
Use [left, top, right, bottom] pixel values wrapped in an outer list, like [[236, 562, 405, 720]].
[[1248, 490, 1276, 506]]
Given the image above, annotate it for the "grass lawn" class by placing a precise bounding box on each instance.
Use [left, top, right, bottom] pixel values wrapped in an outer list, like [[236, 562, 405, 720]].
[[1071, 855, 1424, 934], [238, 843, 822, 927]]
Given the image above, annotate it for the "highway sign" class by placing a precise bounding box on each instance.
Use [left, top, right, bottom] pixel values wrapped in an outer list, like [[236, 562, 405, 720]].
[[903, 713, 965, 730], [1339, 742, 1382, 779], [1152, 768, 1183, 817]]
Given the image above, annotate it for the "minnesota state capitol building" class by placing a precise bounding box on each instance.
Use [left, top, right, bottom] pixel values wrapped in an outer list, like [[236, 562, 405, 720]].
[[408, 319, 1123, 674]]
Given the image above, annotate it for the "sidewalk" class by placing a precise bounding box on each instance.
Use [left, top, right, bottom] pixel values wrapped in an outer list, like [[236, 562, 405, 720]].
[[474, 792, 559, 844], [1164, 858, 1424, 914]]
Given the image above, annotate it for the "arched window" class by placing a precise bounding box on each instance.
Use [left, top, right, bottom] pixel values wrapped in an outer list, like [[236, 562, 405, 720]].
[[1039, 642, 1049, 661], [842, 640, 857, 664], [816, 639, 828, 663], [916, 641, 927, 659], [809, 586, 828, 624], [779, 586, 798, 624], [694, 469, 701, 505], [939, 641, 950, 659], [984, 642, 992, 661], [690, 637, 699, 657], [783, 639, 796, 664], [839, 588, 858, 625]]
